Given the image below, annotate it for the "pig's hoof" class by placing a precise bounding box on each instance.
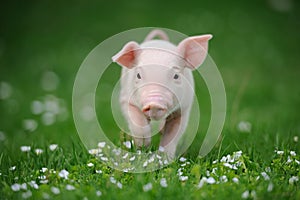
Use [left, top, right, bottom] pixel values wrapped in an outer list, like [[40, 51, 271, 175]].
[[133, 137, 151, 148]]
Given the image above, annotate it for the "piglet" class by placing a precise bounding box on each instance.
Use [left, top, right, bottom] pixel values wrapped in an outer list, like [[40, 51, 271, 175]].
[[112, 29, 212, 158]]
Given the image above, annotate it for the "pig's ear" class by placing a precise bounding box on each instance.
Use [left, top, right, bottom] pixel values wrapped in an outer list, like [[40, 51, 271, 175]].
[[112, 41, 140, 69], [177, 34, 213, 70]]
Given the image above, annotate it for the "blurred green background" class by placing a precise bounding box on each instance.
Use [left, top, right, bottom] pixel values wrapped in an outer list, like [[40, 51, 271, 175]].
[[0, 0, 299, 159]]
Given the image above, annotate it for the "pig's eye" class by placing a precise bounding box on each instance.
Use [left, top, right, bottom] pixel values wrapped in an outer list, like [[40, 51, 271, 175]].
[[137, 73, 141, 79], [173, 74, 179, 80]]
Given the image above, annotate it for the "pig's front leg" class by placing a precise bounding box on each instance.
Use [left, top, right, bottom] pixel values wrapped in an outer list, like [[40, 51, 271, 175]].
[[160, 112, 189, 158], [127, 104, 151, 147]]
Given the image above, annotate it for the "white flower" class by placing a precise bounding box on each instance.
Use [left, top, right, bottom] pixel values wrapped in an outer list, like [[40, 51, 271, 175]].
[[295, 159, 300, 165], [11, 183, 21, 191], [160, 178, 168, 188], [143, 161, 148, 167], [22, 190, 32, 199], [49, 144, 58, 151], [58, 169, 69, 179], [233, 151, 243, 160], [95, 169, 102, 174], [223, 163, 233, 169], [96, 190, 102, 196], [122, 153, 128, 159], [9, 166, 16, 171], [23, 119, 38, 132], [159, 160, 163, 165], [179, 157, 187, 162], [98, 142, 106, 148], [117, 182, 123, 189], [251, 190, 257, 199], [51, 186, 60, 194], [158, 146, 165, 152], [211, 168, 217, 175], [179, 176, 189, 182], [41, 112, 56, 125], [294, 136, 298, 142], [112, 148, 121, 156], [40, 168, 48, 173], [232, 177, 239, 184], [123, 141, 131, 149], [275, 150, 284, 155], [237, 121, 252, 133], [0, 131, 6, 141], [286, 156, 292, 164], [148, 156, 155, 163], [20, 146, 31, 152], [177, 171, 183, 176], [89, 149, 101, 155], [20, 183, 27, 190], [31, 100, 44, 115], [220, 175, 228, 183], [41, 71, 60, 91], [28, 181, 39, 189], [267, 182, 274, 192], [40, 180, 49, 184], [206, 170, 210, 177], [129, 156, 136, 161], [38, 175, 46, 180], [66, 184, 75, 191], [241, 190, 250, 199], [0, 82, 12, 100], [220, 156, 227, 163], [206, 177, 216, 184], [110, 177, 116, 184], [290, 151, 296, 156], [212, 160, 218, 164], [261, 172, 270, 181], [289, 176, 299, 184], [143, 183, 153, 192], [35, 149, 43, 155], [197, 177, 207, 188], [87, 163, 94, 167], [100, 157, 108, 161], [44, 98, 60, 114]]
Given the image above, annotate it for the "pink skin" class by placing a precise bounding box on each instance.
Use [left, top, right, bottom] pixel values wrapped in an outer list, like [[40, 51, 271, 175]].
[[112, 29, 212, 158]]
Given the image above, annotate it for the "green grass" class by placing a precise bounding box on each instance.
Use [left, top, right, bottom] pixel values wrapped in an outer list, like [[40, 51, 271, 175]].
[[1, 0, 300, 199], [0, 143, 299, 199]]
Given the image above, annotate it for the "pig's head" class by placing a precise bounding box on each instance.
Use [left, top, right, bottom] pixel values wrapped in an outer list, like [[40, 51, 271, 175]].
[[112, 34, 212, 120]]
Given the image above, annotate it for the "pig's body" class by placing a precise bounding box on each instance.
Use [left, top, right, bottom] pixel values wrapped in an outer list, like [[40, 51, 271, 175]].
[[113, 30, 212, 158]]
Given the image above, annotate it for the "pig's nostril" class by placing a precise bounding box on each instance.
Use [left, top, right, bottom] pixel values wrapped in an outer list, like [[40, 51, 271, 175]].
[[143, 106, 151, 112], [157, 108, 165, 112], [142, 105, 166, 114]]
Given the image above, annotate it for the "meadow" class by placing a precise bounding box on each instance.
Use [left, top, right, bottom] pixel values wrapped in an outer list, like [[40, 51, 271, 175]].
[[0, 1, 299, 199]]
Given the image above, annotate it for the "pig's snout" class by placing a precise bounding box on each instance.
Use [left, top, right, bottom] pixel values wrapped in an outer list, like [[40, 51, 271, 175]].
[[141, 94, 169, 120], [142, 104, 167, 120]]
